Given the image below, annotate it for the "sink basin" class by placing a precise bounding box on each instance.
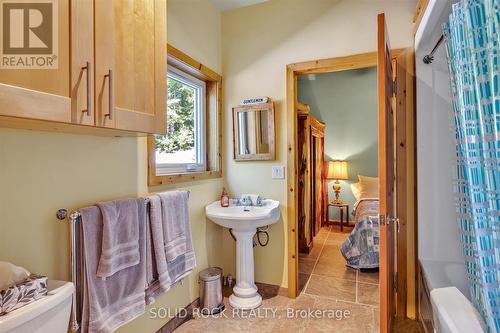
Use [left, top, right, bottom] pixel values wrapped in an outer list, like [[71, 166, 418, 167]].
[[205, 199, 280, 230], [205, 199, 280, 310]]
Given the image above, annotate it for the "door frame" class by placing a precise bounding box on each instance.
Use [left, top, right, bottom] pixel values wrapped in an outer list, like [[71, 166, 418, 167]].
[[285, 48, 412, 311]]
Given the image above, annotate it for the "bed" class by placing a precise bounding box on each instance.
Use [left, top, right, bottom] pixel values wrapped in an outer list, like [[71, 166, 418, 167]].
[[340, 198, 380, 269]]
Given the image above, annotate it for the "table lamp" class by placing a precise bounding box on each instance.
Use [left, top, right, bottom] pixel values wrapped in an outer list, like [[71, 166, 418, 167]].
[[326, 160, 349, 204]]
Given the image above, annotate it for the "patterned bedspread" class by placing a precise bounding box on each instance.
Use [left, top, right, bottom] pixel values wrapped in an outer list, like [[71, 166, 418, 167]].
[[340, 199, 380, 269]]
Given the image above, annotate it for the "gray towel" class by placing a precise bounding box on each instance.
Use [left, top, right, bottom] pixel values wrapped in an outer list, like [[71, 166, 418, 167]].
[[96, 199, 140, 279], [145, 207, 157, 290], [145, 195, 170, 304], [158, 191, 190, 262], [145, 191, 196, 303], [80, 204, 146, 333]]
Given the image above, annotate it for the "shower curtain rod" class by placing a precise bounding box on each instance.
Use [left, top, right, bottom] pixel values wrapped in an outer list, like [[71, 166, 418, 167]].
[[423, 34, 444, 64]]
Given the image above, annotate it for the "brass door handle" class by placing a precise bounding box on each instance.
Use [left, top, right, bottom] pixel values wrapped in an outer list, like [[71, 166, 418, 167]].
[[104, 69, 113, 120], [81, 62, 92, 117]]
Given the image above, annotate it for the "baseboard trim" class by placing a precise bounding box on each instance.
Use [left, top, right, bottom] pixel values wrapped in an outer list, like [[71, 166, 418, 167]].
[[156, 298, 199, 333], [255, 281, 288, 298]]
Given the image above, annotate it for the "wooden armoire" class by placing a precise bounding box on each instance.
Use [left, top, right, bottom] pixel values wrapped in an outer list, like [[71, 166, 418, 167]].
[[297, 103, 326, 254]]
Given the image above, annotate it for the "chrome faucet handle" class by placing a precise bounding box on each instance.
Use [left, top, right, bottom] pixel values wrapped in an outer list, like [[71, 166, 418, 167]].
[[240, 197, 251, 206]]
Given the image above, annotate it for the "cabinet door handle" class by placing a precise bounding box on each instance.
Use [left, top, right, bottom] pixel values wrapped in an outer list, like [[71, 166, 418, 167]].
[[81, 61, 92, 117], [104, 69, 113, 120]]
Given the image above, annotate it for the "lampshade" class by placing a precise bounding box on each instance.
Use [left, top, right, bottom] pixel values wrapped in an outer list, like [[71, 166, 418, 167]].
[[326, 160, 348, 180]]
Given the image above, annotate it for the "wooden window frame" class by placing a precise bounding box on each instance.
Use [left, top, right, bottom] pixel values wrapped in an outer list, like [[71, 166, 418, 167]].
[[148, 44, 223, 186]]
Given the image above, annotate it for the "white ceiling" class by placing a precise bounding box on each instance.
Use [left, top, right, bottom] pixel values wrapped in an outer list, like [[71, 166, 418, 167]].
[[209, 0, 270, 12]]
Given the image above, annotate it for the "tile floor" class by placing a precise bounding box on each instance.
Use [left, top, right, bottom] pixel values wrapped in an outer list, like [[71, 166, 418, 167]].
[[299, 226, 379, 308], [176, 226, 418, 332], [175, 291, 378, 332]]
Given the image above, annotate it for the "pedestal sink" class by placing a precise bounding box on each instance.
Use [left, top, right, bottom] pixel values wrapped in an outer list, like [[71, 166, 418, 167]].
[[206, 199, 280, 310]]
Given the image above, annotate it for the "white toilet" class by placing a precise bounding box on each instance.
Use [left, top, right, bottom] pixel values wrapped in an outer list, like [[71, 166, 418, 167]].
[[0, 280, 74, 333]]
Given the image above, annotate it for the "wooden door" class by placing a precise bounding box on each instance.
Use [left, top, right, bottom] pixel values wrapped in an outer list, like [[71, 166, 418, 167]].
[[71, 0, 94, 126], [297, 113, 312, 253], [311, 136, 317, 236], [310, 117, 325, 235], [378, 13, 396, 333], [313, 136, 324, 235], [95, 0, 166, 134], [0, 0, 71, 123]]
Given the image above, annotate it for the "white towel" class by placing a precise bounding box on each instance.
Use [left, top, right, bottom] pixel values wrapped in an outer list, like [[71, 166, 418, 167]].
[[96, 199, 140, 279], [0, 262, 30, 291]]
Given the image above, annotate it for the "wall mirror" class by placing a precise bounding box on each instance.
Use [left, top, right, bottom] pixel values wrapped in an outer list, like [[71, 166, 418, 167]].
[[233, 102, 275, 161]]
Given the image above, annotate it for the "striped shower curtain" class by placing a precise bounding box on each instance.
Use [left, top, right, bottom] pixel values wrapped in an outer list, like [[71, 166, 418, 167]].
[[443, 0, 500, 332]]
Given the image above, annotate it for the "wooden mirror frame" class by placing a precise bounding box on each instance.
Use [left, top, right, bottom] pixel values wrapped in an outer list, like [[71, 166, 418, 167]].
[[232, 102, 275, 161]]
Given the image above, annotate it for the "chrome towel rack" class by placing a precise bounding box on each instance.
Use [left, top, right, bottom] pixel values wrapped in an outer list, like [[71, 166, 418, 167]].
[[56, 208, 82, 332]]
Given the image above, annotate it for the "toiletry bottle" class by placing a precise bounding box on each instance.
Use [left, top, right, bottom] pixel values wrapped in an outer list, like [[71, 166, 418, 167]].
[[221, 188, 229, 207], [226, 273, 233, 287]]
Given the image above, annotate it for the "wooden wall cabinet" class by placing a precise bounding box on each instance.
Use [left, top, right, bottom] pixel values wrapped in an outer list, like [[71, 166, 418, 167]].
[[0, 0, 166, 135], [297, 103, 326, 254], [0, 0, 72, 124]]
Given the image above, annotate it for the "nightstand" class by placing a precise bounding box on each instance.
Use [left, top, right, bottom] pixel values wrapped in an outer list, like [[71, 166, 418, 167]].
[[327, 202, 350, 232]]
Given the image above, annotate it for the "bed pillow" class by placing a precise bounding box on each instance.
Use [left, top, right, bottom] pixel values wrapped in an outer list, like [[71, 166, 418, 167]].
[[350, 182, 362, 201], [358, 175, 379, 198]]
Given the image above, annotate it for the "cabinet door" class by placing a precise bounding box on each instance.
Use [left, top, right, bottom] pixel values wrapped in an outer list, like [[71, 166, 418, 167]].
[[95, 0, 166, 134], [71, 0, 94, 126], [0, 0, 71, 123], [297, 115, 312, 253], [313, 137, 323, 235]]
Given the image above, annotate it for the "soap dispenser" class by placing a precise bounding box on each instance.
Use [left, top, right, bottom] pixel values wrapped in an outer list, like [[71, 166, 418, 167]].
[[220, 188, 229, 207]]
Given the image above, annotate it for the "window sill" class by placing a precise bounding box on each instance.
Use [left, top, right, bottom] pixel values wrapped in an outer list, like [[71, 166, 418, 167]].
[[148, 169, 222, 186]]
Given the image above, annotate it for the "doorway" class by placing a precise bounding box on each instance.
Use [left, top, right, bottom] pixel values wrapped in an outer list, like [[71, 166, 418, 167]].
[[286, 35, 416, 332], [296, 66, 380, 309]]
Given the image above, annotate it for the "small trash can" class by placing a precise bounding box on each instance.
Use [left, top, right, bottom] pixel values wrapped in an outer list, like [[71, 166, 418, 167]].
[[199, 267, 225, 315]]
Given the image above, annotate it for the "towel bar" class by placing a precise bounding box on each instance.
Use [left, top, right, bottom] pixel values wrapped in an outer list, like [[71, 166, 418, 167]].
[[56, 191, 190, 332]]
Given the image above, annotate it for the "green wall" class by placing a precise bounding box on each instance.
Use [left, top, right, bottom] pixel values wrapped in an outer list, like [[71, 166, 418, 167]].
[[298, 67, 378, 221]]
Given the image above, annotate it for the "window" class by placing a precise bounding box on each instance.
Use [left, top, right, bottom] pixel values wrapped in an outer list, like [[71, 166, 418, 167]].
[[148, 44, 222, 185], [155, 67, 206, 174]]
